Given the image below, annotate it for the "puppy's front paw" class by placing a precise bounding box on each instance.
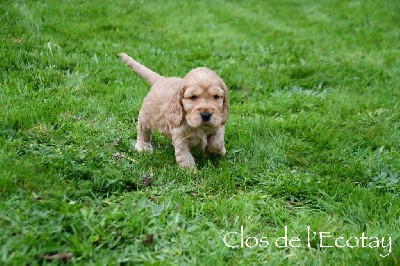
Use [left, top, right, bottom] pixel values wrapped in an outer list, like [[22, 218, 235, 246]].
[[135, 141, 153, 152], [205, 145, 226, 156], [219, 146, 226, 156], [177, 156, 196, 169], [178, 161, 196, 169]]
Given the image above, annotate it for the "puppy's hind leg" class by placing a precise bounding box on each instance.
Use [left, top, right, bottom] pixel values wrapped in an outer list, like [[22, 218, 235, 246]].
[[135, 122, 153, 152]]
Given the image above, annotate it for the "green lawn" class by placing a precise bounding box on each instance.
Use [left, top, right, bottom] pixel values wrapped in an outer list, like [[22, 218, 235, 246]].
[[1, 0, 399, 264]]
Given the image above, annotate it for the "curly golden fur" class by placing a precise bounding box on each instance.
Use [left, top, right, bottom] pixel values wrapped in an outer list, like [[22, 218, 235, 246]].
[[119, 53, 229, 168]]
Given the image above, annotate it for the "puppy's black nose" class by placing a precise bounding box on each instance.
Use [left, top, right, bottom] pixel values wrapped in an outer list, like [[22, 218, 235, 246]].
[[200, 111, 212, 122]]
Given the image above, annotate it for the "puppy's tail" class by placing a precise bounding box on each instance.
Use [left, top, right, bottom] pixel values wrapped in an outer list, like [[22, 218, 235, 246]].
[[119, 53, 162, 85]]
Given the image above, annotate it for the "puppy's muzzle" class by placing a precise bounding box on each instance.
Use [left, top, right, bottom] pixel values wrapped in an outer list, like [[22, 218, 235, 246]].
[[200, 111, 212, 122]]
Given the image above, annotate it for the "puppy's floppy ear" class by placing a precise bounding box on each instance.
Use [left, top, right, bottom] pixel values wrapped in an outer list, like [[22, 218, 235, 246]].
[[220, 80, 229, 124], [166, 83, 185, 128]]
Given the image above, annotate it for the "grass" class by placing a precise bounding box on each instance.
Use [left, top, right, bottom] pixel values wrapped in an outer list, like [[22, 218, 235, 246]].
[[1, 0, 399, 264]]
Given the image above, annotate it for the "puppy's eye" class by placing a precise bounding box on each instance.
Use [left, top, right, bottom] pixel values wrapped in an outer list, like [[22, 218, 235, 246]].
[[190, 95, 197, 100], [213, 95, 220, 100]]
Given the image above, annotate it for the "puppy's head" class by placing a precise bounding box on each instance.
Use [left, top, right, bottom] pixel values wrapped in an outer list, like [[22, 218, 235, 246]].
[[167, 67, 229, 129]]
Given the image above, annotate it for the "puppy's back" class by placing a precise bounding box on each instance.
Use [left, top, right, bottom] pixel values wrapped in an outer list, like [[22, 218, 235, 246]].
[[139, 77, 182, 138]]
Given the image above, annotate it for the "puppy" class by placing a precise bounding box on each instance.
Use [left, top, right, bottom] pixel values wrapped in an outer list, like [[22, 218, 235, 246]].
[[119, 53, 229, 168]]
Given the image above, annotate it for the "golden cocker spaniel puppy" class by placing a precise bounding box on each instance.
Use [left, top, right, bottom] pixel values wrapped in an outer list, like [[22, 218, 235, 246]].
[[119, 53, 229, 168]]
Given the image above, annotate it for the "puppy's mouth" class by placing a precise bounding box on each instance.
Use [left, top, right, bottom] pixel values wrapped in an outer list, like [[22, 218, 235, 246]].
[[185, 113, 221, 128], [200, 121, 214, 128]]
